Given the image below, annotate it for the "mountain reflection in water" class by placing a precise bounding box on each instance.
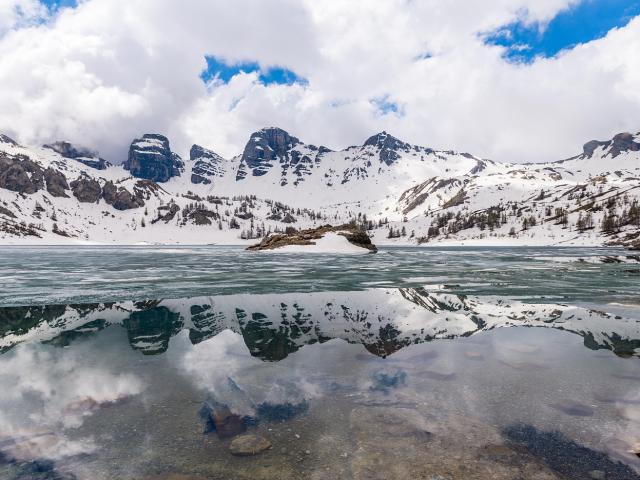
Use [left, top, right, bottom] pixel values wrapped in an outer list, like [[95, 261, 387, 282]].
[[1, 288, 639, 480], [1, 288, 639, 359]]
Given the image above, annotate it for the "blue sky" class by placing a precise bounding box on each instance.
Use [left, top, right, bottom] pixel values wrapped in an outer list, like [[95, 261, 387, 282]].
[[39, 0, 77, 10], [3, 0, 636, 163], [37, 0, 639, 68], [201, 56, 307, 86], [485, 0, 640, 62]]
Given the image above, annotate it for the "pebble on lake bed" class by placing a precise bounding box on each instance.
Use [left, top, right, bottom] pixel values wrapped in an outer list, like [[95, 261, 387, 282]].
[[550, 399, 595, 417], [229, 434, 272, 456]]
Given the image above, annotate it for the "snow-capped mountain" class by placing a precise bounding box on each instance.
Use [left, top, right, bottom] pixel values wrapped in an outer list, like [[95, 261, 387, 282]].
[[0, 127, 638, 246], [1, 289, 638, 358]]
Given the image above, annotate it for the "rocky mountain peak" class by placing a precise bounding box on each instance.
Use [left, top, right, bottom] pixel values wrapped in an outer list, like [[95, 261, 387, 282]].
[[582, 131, 640, 158], [189, 144, 226, 185], [43, 140, 111, 170], [237, 127, 301, 179], [190, 144, 222, 161], [0, 134, 18, 146], [363, 131, 412, 165], [124, 134, 183, 183], [43, 140, 96, 159]]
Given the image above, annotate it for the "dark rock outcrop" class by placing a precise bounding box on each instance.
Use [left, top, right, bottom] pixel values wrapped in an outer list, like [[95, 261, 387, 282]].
[[102, 181, 144, 210], [44, 140, 94, 158], [247, 224, 377, 252], [363, 131, 412, 166], [0, 204, 16, 218], [236, 127, 330, 185], [0, 153, 69, 198], [44, 168, 69, 198], [124, 134, 183, 182], [132, 179, 162, 201], [43, 141, 110, 170], [74, 157, 110, 170], [238, 127, 301, 178], [189, 144, 225, 184], [70, 175, 102, 203], [152, 203, 180, 224], [582, 132, 640, 158], [0, 154, 44, 194], [0, 134, 18, 146]]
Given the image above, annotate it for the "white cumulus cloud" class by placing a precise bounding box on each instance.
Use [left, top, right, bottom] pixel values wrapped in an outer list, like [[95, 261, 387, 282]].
[[0, 0, 638, 163]]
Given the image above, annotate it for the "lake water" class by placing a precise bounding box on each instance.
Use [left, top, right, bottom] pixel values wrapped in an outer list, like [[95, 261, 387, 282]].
[[1, 246, 639, 480]]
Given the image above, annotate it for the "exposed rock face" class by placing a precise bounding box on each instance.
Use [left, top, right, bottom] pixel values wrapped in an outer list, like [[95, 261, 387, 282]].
[[74, 157, 110, 170], [189, 144, 225, 185], [363, 131, 412, 166], [102, 181, 145, 210], [236, 127, 331, 185], [43, 141, 110, 170], [133, 179, 162, 201], [44, 141, 95, 159], [247, 224, 377, 252], [399, 177, 462, 215], [582, 132, 640, 158], [0, 154, 44, 194], [187, 207, 218, 225], [44, 168, 69, 198], [0, 134, 18, 146], [152, 203, 180, 224], [124, 134, 183, 183], [237, 127, 300, 179], [70, 175, 102, 203], [0, 204, 16, 218]]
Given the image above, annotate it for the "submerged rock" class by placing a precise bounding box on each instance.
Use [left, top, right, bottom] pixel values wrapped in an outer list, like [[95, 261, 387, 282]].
[[504, 424, 640, 479], [229, 434, 272, 456], [247, 224, 377, 253], [143, 475, 209, 480], [370, 367, 407, 394], [209, 405, 247, 439], [256, 401, 309, 422], [550, 400, 594, 417]]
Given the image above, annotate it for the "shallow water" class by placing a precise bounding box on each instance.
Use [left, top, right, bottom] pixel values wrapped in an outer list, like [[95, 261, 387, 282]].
[[1, 246, 639, 480]]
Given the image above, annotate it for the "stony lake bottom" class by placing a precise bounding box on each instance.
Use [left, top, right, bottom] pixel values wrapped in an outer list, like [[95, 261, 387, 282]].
[[0, 246, 639, 480]]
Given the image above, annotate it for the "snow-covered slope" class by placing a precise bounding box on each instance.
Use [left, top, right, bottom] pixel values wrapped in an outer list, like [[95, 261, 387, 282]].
[[0, 128, 638, 246], [2, 289, 638, 358]]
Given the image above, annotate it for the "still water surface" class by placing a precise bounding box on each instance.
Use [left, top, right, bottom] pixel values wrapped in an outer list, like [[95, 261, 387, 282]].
[[0, 246, 639, 480]]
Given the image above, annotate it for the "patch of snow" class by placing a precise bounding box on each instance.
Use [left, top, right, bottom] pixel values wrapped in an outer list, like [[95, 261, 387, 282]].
[[268, 232, 371, 254]]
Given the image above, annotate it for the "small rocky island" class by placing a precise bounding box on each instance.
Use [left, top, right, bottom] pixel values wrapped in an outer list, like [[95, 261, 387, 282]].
[[247, 224, 378, 253]]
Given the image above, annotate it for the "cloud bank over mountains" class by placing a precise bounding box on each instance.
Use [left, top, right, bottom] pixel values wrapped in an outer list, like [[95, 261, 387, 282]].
[[0, 0, 638, 163]]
